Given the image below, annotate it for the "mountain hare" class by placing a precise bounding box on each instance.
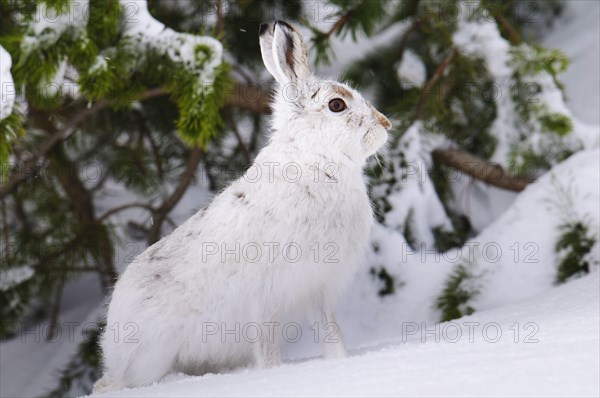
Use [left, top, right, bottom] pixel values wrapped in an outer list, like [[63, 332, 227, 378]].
[[94, 21, 391, 392]]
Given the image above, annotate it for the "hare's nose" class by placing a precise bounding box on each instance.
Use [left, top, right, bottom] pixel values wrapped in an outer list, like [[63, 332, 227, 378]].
[[380, 114, 392, 130], [368, 103, 392, 130], [373, 109, 392, 130]]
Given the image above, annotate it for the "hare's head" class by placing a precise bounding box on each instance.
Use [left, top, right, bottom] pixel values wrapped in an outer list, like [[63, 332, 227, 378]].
[[259, 21, 392, 163]]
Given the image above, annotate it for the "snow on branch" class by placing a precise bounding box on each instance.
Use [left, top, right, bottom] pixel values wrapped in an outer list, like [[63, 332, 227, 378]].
[[120, 0, 223, 82], [12, 0, 225, 146], [0, 45, 15, 121], [21, 0, 89, 52], [20, 0, 223, 88], [0, 265, 34, 292], [451, 1, 576, 167]]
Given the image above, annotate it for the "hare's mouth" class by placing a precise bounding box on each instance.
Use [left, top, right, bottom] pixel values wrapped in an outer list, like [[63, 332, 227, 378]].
[[362, 127, 377, 140], [363, 126, 388, 156]]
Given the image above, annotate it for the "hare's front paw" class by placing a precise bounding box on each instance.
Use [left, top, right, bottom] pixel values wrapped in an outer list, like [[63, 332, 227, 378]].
[[317, 308, 347, 359], [324, 338, 347, 359]]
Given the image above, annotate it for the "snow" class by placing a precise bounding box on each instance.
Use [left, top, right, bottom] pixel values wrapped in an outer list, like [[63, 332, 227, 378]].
[[120, 0, 223, 81], [458, 149, 600, 310], [542, 0, 600, 125], [335, 149, 598, 344], [45, 59, 68, 97], [89, 56, 108, 74], [452, 6, 511, 77], [0, 45, 14, 120], [22, 0, 89, 51], [448, 174, 520, 233], [379, 122, 453, 246], [396, 49, 426, 88], [30, 1, 89, 37], [451, 3, 526, 165], [0, 265, 34, 292], [90, 273, 600, 397], [17, 0, 223, 99]]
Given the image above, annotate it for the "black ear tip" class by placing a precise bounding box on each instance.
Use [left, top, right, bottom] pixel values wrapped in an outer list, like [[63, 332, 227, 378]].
[[259, 23, 270, 36], [275, 20, 294, 31]]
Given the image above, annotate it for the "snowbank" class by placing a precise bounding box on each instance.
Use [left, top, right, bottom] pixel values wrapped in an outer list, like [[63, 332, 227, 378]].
[[334, 149, 599, 349], [463, 149, 599, 310]]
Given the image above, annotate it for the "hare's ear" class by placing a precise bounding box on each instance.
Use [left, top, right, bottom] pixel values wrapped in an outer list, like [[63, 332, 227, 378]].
[[259, 21, 310, 85]]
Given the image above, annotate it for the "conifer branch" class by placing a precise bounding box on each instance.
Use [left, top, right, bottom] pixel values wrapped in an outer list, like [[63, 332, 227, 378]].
[[494, 12, 522, 45], [98, 203, 155, 222], [22, 109, 119, 287], [225, 83, 272, 114], [215, 0, 224, 36], [0, 83, 271, 199], [325, 11, 353, 38], [416, 48, 457, 119], [0, 88, 168, 199], [225, 111, 252, 165], [432, 147, 534, 192], [47, 277, 65, 341], [1, 197, 9, 259], [147, 147, 203, 244], [32, 234, 89, 271], [398, 18, 424, 59]]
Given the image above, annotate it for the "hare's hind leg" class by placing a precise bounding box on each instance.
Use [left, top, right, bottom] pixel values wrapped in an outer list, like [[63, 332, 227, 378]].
[[120, 340, 178, 387], [102, 326, 178, 389], [317, 303, 347, 359]]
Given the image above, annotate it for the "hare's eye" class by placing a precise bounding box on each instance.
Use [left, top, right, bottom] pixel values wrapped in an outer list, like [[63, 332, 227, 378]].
[[328, 98, 347, 113]]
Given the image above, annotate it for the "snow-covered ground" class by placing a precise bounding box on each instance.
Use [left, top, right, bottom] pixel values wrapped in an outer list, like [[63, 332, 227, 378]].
[[93, 272, 600, 398], [1, 1, 599, 397]]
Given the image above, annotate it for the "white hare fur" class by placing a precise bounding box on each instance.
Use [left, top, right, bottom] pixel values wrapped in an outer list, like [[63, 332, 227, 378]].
[[95, 21, 391, 393]]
